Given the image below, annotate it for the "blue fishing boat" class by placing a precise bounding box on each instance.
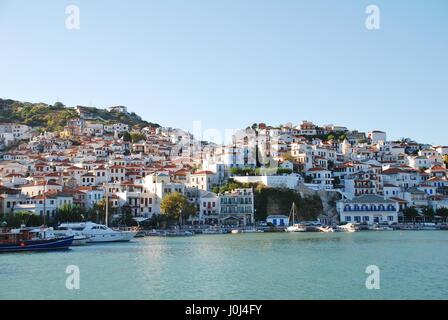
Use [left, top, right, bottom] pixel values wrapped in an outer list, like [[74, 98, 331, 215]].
[[0, 227, 74, 253]]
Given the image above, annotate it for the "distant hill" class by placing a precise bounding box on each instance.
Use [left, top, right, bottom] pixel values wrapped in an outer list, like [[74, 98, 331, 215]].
[[0, 98, 160, 132]]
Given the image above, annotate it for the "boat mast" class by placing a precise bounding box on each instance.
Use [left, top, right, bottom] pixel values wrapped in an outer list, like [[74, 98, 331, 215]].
[[43, 180, 47, 227], [292, 202, 297, 225], [289, 202, 295, 225], [105, 166, 109, 227]]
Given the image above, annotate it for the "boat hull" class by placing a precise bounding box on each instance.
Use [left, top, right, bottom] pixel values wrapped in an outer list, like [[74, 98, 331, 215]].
[[286, 226, 307, 232], [0, 236, 74, 253], [86, 232, 137, 243], [72, 237, 89, 246]]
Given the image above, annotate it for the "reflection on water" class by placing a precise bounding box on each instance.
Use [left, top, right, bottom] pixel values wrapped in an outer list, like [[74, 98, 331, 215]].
[[1, 231, 448, 300]]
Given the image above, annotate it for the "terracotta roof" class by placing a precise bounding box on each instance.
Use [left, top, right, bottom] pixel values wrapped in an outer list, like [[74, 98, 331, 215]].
[[427, 177, 448, 182], [192, 170, 214, 175], [308, 167, 328, 172], [382, 168, 405, 175], [429, 165, 446, 172], [22, 181, 62, 187]]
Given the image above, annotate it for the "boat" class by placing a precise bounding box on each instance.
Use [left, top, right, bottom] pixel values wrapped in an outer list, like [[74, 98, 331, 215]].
[[242, 227, 264, 233], [202, 228, 226, 234], [286, 202, 307, 232], [53, 226, 89, 246], [421, 223, 439, 231], [145, 229, 165, 236], [133, 229, 146, 238], [59, 222, 137, 243], [370, 224, 393, 231], [231, 229, 240, 234], [336, 223, 359, 233], [316, 226, 335, 233], [0, 227, 74, 253], [164, 230, 194, 237]]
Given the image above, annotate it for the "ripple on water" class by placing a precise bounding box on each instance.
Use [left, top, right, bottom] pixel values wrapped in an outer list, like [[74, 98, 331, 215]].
[[1, 231, 448, 300]]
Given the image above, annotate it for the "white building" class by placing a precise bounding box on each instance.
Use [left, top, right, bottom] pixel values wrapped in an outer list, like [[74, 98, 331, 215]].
[[337, 194, 399, 225], [199, 192, 220, 225], [266, 215, 289, 227], [307, 167, 333, 190], [219, 188, 254, 226], [233, 174, 302, 190], [189, 170, 218, 192], [368, 131, 387, 144]]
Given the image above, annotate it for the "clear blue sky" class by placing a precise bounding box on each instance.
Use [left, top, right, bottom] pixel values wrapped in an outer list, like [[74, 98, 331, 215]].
[[0, 0, 447, 145]]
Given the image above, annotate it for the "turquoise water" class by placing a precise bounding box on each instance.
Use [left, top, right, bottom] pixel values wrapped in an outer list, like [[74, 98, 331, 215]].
[[1, 231, 448, 300]]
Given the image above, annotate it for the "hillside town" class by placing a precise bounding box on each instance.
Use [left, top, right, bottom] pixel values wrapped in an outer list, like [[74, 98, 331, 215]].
[[1, 104, 448, 228]]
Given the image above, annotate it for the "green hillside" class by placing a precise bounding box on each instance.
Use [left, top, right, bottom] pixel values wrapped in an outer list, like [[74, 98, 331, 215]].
[[0, 99, 159, 132]]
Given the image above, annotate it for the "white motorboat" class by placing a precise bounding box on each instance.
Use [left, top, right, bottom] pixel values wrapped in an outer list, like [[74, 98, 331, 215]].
[[164, 230, 194, 237], [59, 222, 137, 243], [421, 223, 439, 230], [202, 228, 226, 234], [242, 227, 264, 233], [286, 224, 307, 232], [316, 226, 335, 233], [286, 203, 307, 232], [231, 229, 240, 234], [53, 226, 89, 245], [336, 223, 359, 233], [370, 224, 393, 231]]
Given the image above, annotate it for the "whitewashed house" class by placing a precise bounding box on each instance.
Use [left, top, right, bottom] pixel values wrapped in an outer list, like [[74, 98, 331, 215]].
[[337, 194, 398, 225]]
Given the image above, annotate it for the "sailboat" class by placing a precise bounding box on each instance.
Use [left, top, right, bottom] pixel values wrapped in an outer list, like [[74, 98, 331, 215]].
[[286, 202, 307, 232]]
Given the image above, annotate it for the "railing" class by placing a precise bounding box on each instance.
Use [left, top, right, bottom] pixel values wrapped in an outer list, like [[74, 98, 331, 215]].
[[344, 207, 396, 212]]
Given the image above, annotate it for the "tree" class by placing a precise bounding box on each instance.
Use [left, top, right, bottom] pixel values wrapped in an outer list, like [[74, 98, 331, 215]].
[[55, 204, 83, 223], [304, 175, 313, 183], [121, 131, 132, 142], [436, 208, 448, 222], [403, 207, 419, 222], [443, 155, 448, 165], [141, 213, 166, 228], [282, 152, 295, 162], [0, 211, 42, 228], [421, 207, 435, 222], [332, 176, 341, 188], [112, 203, 137, 227], [183, 203, 198, 225], [53, 102, 65, 108], [130, 132, 146, 143], [160, 192, 195, 226], [277, 168, 292, 175], [88, 199, 114, 224]]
